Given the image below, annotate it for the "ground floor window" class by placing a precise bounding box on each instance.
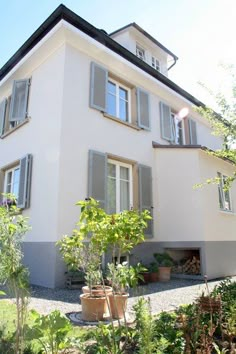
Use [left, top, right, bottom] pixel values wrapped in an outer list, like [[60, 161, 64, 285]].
[[4, 165, 20, 199], [218, 172, 232, 211], [107, 159, 133, 214]]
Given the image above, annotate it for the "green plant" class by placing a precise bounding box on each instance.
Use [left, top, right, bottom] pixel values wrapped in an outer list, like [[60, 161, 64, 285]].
[[0, 193, 31, 354], [26, 309, 82, 354], [106, 262, 145, 294], [154, 252, 174, 267], [148, 262, 159, 272]]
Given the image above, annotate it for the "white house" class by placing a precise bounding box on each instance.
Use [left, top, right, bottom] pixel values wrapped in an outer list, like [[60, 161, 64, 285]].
[[0, 5, 235, 288]]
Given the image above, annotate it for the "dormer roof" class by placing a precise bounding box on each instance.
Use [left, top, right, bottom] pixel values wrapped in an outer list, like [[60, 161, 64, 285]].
[[110, 22, 178, 62]]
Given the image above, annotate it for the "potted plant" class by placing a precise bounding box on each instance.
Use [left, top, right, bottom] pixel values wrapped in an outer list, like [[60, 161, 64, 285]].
[[58, 198, 151, 321], [139, 263, 150, 285], [149, 262, 159, 282], [154, 252, 174, 282], [106, 262, 144, 319]]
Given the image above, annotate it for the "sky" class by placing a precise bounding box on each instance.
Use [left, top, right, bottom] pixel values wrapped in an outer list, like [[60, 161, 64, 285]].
[[1, 0, 236, 107]]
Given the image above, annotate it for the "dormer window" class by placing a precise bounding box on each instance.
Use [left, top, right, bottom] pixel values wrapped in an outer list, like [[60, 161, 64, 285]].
[[152, 56, 161, 72], [136, 44, 145, 61]]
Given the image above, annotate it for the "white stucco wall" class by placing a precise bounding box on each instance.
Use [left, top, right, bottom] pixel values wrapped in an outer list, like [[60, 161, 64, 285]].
[[199, 151, 236, 241], [0, 44, 66, 242]]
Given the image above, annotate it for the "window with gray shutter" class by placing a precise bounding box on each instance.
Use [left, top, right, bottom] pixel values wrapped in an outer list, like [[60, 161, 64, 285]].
[[17, 154, 32, 209], [0, 99, 7, 135], [9, 79, 30, 122], [88, 150, 107, 210], [137, 88, 150, 130], [189, 119, 197, 144], [138, 164, 153, 238], [160, 102, 173, 141], [90, 62, 108, 112]]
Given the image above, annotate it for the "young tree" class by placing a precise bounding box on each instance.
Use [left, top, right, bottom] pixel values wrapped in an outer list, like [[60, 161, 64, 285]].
[[197, 65, 236, 186], [0, 194, 31, 354]]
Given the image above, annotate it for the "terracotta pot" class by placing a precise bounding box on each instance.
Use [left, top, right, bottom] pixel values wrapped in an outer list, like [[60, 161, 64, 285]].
[[158, 267, 171, 281], [140, 272, 151, 284], [80, 293, 109, 321], [149, 272, 159, 282], [109, 293, 129, 319], [82, 285, 112, 297]]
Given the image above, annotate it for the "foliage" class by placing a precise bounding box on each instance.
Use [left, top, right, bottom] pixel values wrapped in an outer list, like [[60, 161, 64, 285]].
[[148, 262, 159, 272], [197, 65, 236, 187], [106, 262, 145, 294], [0, 193, 31, 354], [154, 252, 174, 267], [26, 309, 83, 354]]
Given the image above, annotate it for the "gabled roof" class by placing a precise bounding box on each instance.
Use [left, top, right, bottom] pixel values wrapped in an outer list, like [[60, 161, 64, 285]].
[[110, 22, 178, 61], [0, 4, 205, 109]]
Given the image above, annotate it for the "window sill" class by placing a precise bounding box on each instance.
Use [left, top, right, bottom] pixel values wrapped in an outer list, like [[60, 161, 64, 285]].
[[219, 210, 235, 216], [103, 113, 141, 131], [0, 118, 30, 139]]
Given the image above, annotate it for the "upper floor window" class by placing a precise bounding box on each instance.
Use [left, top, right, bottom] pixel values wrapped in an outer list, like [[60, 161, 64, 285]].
[[171, 112, 184, 145], [107, 79, 131, 122], [90, 62, 150, 130], [136, 44, 145, 61], [0, 78, 30, 136], [151, 57, 161, 72], [217, 172, 232, 211]]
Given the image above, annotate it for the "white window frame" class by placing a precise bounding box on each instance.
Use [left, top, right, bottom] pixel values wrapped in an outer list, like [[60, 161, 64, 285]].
[[3, 165, 20, 199], [136, 44, 146, 61], [151, 56, 161, 72], [217, 172, 232, 212], [171, 111, 185, 145], [107, 78, 131, 123], [107, 159, 133, 213]]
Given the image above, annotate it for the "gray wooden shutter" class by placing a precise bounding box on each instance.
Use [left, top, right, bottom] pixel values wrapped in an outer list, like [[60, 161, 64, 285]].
[[189, 119, 197, 144], [137, 88, 150, 130], [138, 165, 153, 238], [184, 118, 190, 144], [160, 102, 173, 141], [9, 79, 30, 122], [0, 170, 4, 203], [17, 154, 32, 209], [90, 62, 108, 112], [88, 150, 107, 210], [0, 99, 7, 135]]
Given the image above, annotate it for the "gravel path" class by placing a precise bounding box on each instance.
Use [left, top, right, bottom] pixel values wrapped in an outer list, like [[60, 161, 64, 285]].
[[1, 276, 235, 316]]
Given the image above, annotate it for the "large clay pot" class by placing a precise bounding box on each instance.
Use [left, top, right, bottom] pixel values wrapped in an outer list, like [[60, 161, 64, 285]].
[[109, 293, 129, 319], [80, 293, 109, 321], [149, 272, 159, 282], [82, 285, 112, 297], [158, 267, 171, 282]]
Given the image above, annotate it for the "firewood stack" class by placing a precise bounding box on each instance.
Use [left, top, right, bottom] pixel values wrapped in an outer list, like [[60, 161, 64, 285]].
[[182, 256, 201, 275], [172, 256, 201, 275]]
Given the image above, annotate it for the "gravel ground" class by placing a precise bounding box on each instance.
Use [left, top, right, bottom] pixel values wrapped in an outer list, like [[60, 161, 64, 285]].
[[1, 276, 236, 316]]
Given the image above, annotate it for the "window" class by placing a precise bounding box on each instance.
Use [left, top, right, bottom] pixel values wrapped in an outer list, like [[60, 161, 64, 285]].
[[107, 159, 133, 214], [171, 112, 184, 145], [217, 172, 232, 211], [0, 79, 30, 136], [1, 155, 33, 209], [152, 56, 161, 72], [136, 44, 145, 61], [107, 79, 130, 122], [4, 166, 20, 198], [90, 62, 150, 130]]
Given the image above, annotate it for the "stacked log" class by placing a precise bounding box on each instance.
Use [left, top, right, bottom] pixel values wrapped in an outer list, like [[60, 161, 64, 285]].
[[172, 256, 201, 275]]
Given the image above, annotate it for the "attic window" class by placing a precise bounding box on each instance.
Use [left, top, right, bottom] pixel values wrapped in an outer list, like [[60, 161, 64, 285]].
[[152, 57, 161, 72], [136, 44, 145, 61]]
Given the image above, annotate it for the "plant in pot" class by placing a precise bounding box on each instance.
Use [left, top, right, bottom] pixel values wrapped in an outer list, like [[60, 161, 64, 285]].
[[106, 262, 144, 319], [138, 263, 150, 285], [58, 232, 111, 322], [154, 252, 174, 282], [149, 262, 159, 282]]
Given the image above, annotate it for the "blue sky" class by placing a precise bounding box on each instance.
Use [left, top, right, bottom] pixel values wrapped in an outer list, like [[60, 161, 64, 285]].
[[1, 0, 235, 105]]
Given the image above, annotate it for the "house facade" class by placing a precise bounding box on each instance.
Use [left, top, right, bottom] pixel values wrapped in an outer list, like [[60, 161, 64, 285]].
[[0, 5, 235, 288]]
